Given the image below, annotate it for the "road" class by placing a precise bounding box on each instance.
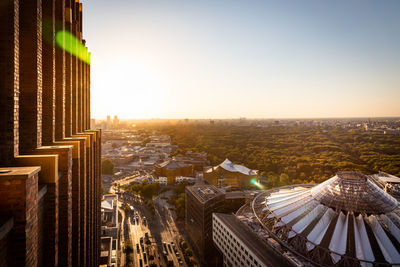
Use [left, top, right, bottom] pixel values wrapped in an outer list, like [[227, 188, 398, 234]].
[[120, 192, 187, 267]]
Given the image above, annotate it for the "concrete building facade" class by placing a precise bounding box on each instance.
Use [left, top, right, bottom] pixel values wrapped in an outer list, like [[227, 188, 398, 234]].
[[213, 213, 292, 267], [0, 1, 101, 266]]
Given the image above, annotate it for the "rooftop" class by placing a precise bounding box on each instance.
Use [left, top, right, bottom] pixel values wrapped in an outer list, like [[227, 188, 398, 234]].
[[156, 159, 191, 169], [186, 184, 224, 204], [311, 171, 398, 213], [214, 213, 292, 267], [376, 172, 400, 184], [251, 172, 400, 266], [207, 159, 258, 175]]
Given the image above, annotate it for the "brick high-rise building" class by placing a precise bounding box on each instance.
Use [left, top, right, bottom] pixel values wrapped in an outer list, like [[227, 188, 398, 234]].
[[0, 1, 101, 266]]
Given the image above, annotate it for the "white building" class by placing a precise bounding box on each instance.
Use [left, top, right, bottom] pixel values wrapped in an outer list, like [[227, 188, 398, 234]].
[[213, 213, 288, 267], [175, 176, 197, 184], [100, 194, 119, 266], [155, 176, 168, 186]]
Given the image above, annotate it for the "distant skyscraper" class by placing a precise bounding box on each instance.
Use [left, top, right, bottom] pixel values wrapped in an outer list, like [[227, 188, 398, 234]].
[[0, 1, 101, 266], [113, 115, 119, 127]]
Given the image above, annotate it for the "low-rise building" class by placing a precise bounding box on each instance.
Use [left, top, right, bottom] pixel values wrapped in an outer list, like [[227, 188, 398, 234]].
[[155, 159, 194, 185], [175, 176, 197, 184], [155, 176, 168, 186], [204, 159, 258, 188], [101, 194, 119, 266], [100, 236, 118, 267]]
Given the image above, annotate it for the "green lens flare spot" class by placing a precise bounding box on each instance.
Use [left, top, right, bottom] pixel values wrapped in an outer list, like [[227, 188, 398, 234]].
[[56, 30, 90, 64]]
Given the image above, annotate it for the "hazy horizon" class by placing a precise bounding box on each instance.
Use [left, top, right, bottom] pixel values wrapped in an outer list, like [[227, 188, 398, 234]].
[[93, 115, 400, 121], [83, 0, 400, 119]]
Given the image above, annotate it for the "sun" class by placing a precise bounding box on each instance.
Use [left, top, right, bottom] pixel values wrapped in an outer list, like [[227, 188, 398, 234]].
[[93, 57, 165, 119]]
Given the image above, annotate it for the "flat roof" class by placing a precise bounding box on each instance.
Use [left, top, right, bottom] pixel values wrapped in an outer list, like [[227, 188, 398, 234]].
[[214, 213, 292, 267], [225, 191, 246, 199], [186, 184, 224, 204], [377, 172, 400, 184]]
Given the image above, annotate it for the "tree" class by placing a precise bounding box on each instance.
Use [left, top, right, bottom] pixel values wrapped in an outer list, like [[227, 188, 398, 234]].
[[145, 239, 151, 246], [184, 248, 193, 257], [101, 159, 114, 175], [280, 173, 290, 186], [123, 241, 133, 254], [181, 241, 188, 250], [187, 259, 197, 267], [123, 240, 134, 264], [123, 203, 130, 213]]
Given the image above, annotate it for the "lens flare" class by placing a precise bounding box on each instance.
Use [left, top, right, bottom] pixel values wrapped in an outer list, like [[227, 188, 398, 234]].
[[56, 30, 90, 64], [251, 178, 263, 189]]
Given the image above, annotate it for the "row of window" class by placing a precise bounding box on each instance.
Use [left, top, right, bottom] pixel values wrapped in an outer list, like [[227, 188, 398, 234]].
[[213, 218, 262, 267]]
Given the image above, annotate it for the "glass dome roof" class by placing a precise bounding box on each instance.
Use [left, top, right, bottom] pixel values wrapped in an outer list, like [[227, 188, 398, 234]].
[[251, 172, 400, 266]]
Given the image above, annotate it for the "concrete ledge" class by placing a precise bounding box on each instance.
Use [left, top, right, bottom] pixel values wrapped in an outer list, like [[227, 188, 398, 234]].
[[74, 133, 93, 148], [0, 166, 41, 179], [54, 140, 81, 159], [15, 155, 58, 183], [34, 146, 73, 171]]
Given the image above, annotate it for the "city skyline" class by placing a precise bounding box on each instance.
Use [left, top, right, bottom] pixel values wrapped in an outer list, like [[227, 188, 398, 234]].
[[84, 0, 400, 119]]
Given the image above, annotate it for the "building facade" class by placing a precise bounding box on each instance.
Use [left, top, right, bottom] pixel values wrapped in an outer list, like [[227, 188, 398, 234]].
[[185, 185, 225, 266], [155, 159, 194, 185], [0, 1, 101, 266], [213, 213, 291, 267]]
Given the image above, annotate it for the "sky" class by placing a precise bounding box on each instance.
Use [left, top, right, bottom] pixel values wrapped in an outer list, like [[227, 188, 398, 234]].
[[82, 0, 400, 119]]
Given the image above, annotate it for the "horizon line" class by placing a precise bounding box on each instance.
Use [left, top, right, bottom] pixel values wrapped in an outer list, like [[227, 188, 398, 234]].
[[92, 116, 400, 121]]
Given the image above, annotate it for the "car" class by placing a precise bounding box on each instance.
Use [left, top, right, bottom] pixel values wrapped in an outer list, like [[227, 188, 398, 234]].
[[145, 232, 149, 239], [167, 244, 172, 253], [139, 258, 143, 267], [140, 237, 143, 243], [143, 252, 147, 264], [136, 244, 140, 253]]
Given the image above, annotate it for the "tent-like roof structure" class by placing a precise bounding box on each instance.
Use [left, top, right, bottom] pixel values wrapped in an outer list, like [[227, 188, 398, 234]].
[[251, 171, 400, 266], [207, 159, 258, 175]]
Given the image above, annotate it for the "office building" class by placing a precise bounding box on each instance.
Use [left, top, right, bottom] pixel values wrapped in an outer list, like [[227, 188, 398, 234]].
[[186, 185, 225, 266], [213, 213, 292, 267], [0, 1, 101, 266]]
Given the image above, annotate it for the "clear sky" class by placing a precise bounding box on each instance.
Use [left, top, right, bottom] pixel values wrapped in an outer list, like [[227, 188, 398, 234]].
[[82, 0, 400, 119]]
